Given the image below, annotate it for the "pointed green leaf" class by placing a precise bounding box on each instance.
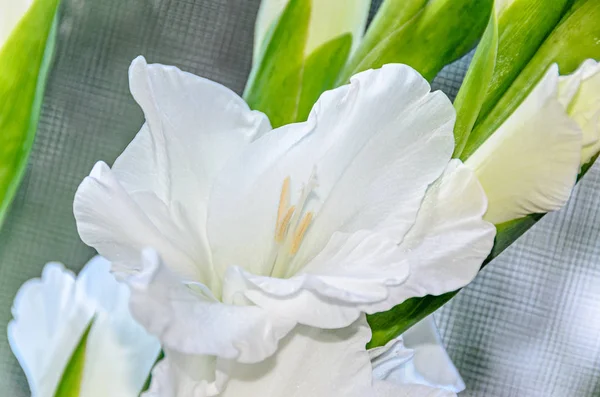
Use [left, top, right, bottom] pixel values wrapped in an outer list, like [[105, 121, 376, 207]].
[[452, 8, 498, 158], [0, 0, 60, 229], [53, 319, 93, 397], [338, 0, 494, 84]]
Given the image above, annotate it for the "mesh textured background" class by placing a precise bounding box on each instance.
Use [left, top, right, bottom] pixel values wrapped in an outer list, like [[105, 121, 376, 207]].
[[0, 1, 598, 396]]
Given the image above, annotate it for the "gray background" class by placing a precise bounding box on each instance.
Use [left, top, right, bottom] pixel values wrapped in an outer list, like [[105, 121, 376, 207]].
[[0, 1, 598, 396]]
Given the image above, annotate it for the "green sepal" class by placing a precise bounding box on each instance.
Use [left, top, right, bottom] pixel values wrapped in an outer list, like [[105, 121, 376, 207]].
[[296, 34, 352, 122], [452, 7, 498, 158], [243, 0, 311, 128], [342, 0, 428, 81], [0, 0, 60, 229], [337, 0, 493, 84], [473, 0, 573, 128], [53, 318, 93, 397]]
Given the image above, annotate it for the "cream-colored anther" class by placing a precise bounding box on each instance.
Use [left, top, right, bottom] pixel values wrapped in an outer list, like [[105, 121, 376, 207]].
[[270, 173, 317, 278]]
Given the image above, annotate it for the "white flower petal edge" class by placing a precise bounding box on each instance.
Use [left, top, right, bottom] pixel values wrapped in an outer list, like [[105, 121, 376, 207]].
[[144, 316, 456, 397], [466, 64, 583, 224], [236, 160, 495, 327], [8, 256, 160, 397], [371, 316, 465, 393], [558, 59, 600, 166]]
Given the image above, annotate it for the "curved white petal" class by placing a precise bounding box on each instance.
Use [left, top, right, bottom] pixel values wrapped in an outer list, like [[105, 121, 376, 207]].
[[373, 381, 456, 397], [219, 320, 373, 397], [208, 63, 455, 278], [126, 249, 295, 363], [0, 0, 33, 49], [235, 161, 494, 328], [466, 64, 582, 224], [74, 57, 270, 284], [253, 0, 370, 64], [144, 350, 227, 397], [8, 256, 160, 397], [74, 161, 206, 282], [371, 316, 465, 393], [559, 59, 600, 165]]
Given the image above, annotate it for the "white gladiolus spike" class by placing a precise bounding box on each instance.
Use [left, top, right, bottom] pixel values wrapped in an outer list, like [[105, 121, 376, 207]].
[[8, 256, 160, 397]]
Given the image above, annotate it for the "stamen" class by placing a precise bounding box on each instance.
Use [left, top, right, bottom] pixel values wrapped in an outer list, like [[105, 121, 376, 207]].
[[270, 171, 318, 278], [275, 205, 296, 243], [276, 177, 291, 230], [290, 211, 313, 254]]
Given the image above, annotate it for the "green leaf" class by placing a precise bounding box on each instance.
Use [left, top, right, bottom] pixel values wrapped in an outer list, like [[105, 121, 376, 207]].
[[0, 0, 60, 229], [53, 318, 93, 397], [461, 0, 600, 160], [243, 0, 311, 128], [452, 7, 498, 158], [337, 0, 494, 84]]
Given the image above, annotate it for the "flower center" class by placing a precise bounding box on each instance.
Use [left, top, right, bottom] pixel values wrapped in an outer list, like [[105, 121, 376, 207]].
[[269, 172, 317, 278]]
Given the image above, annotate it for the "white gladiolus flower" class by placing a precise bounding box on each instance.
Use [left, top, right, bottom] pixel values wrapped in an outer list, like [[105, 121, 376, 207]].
[[73, 56, 495, 393], [466, 59, 600, 225], [8, 256, 160, 397]]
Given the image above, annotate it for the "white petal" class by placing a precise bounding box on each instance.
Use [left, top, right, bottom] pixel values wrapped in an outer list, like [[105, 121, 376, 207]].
[[74, 57, 270, 283], [74, 162, 208, 282], [143, 350, 227, 397], [219, 319, 373, 397], [8, 256, 160, 397], [208, 64, 455, 277], [373, 381, 456, 397], [466, 65, 582, 224], [127, 249, 295, 363], [0, 0, 33, 49], [377, 160, 495, 308], [371, 316, 465, 393], [560, 59, 600, 165], [236, 161, 493, 328], [253, 0, 370, 64]]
